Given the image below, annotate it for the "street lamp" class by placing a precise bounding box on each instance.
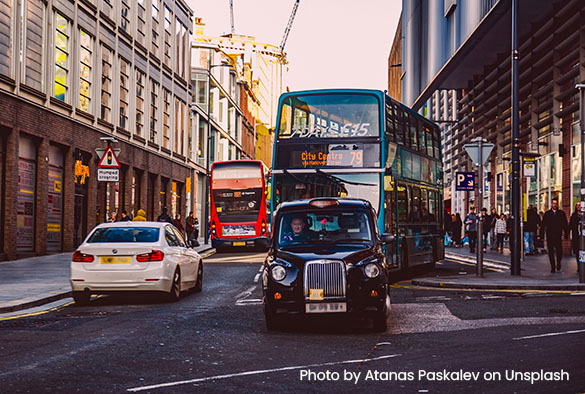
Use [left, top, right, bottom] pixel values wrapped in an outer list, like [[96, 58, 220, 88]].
[[204, 60, 233, 245], [510, 0, 521, 275], [576, 83, 585, 283]]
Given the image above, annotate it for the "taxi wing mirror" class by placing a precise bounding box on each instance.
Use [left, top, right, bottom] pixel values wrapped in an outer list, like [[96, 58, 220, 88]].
[[257, 238, 271, 249], [381, 233, 395, 245]]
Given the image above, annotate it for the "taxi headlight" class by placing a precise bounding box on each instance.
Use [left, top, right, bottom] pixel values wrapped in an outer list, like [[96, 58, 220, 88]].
[[364, 263, 380, 279], [271, 265, 287, 281]]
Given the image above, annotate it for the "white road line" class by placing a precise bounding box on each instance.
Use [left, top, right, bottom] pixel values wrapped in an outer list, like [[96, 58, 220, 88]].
[[513, 328, 585, 341], [127, 353, 401, 392], [253, 273, 261, 283], [235, 285, 257, 300]]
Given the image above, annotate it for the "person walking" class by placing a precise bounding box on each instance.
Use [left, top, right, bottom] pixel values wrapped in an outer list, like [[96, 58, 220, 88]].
[[453, 213, 463, 247], [173, 214, 184, 236], [489, 207, 498, 250], [464, 207, 478, 253], [133, 209, 147, 221], [494, 214, 508, 253], [157, 206, 173, 224], [481, 207, 490, 252], [569, 202, 583, 271], [524, 205, 540, 255], [186, 212, 195, 245], [542, 198, 569, 273]]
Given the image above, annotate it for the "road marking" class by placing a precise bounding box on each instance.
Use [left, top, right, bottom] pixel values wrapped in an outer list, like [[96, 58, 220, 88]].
[[235, 285, 257, 300], [253, 273, 261, 283], [126, 353, 402, 392], [0, 300, 74, 321], [513, 328, 585, 341], [395, 281, 585, 295]]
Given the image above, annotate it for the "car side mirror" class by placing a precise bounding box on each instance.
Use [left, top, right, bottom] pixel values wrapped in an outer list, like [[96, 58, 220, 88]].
[[381, 233, 395, 244]]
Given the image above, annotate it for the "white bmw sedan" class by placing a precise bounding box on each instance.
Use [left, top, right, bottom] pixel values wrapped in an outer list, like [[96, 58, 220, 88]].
[[70, 221, 202, 305]]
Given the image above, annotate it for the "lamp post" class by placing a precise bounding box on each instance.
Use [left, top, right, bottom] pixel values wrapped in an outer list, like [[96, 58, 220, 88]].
[[204, 59, 233, 245], [576, 83, 585, 283], [510, 0, 521, 275]]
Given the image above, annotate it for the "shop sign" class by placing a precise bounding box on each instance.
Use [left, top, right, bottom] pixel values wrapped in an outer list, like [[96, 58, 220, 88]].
[[75, 160, 90, 184]]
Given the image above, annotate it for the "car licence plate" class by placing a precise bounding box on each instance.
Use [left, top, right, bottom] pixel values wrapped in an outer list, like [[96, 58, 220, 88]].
[[232, 241, 246, 246], [305, 302, 347, 314], [100, 256, 131, 264]]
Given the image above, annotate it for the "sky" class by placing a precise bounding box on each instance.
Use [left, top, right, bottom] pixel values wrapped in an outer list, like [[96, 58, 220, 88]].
[[187, 0, 401, 91]]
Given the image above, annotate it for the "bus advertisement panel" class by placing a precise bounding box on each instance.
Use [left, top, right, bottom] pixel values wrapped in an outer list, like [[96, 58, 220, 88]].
[[271, 89, 444, 277], [210, 160, 269, 249]]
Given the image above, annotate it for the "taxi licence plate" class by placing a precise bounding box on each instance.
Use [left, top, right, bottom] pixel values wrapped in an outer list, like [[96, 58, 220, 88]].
[[305, 302, 347, 314], [232, 241, 246, 246], [100, 256, 131, 264]]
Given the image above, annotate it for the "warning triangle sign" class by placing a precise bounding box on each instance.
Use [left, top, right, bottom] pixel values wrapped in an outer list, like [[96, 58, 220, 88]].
[[98, 146, 121, 168]]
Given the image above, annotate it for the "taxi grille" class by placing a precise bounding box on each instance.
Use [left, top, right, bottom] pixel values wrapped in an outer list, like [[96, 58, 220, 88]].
[[303, 260, 346, 299]]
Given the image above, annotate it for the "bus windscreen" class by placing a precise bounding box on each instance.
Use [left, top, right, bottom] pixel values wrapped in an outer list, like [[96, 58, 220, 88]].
[[278, 93, 380, 139]]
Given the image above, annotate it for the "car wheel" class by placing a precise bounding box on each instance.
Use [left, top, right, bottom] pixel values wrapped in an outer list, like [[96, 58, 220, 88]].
[[193, 261, 203, 293], [168, 268, 181, 302], [264, 304, 282, 331], [372, 311, 388, 332], [72, 291, 90, 306]]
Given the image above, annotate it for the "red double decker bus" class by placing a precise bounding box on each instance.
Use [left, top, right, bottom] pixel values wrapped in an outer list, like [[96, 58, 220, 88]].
[[210, 160, 270, 249]]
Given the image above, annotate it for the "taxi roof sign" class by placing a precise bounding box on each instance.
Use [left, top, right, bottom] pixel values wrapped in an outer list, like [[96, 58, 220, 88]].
[[97, 145, 120, 169]]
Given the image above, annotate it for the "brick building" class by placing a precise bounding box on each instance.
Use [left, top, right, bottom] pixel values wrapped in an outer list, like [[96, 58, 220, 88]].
[[0, 0, 194, 260]]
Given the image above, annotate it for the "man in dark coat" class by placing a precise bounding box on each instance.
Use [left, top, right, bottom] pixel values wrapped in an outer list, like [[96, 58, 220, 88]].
[[541, 198, 569, 272], [157, 206, 173, 224], [524, 205, 541, 255], [569, 202, 583, 270]]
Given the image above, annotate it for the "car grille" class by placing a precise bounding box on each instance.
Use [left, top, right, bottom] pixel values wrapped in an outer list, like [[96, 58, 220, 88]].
[[304, 260, 346, 299]]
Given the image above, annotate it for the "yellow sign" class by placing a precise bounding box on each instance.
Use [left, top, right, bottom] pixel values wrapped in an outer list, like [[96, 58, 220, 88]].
[[54, 181, 62, 192], [186, 177, 191, 192], [47, 224, 61, 232], [74, 160, 90, 184], [309, 289, 324, 300]]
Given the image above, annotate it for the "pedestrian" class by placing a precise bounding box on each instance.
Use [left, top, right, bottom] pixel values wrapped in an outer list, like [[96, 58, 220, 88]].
[[107, 211, 117, 223], [157, 206, 173, 223], [464, 207, 478, 253], [119, 210, 131, 221], [481, 207, 490, 252], [173, 214, 184, 235], [444, 209, 452, 238], [453, 213, 463, 247], [569, 202, 583, 270], [505, 213, 513, 251], [133, 209, 147, 221], [489, 207, 498, 250], [186, 212, 195, 245], [193, 216, 200, 239], [524, 205, 540, 255], [541, 198, 569, 273], [494, 214, 508, 253]]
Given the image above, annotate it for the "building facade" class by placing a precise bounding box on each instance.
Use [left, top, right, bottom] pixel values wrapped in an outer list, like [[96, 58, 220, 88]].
[[0, 0, 193, 260], [398, 0, 585, 231]]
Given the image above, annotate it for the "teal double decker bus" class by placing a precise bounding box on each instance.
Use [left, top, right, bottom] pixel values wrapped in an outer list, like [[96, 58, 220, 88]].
[[271, 89, 444, 277]]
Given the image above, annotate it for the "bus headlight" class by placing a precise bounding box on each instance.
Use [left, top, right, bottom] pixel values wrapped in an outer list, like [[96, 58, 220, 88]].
[[271, 265, 287, 281], [364, 263, 380, 279]]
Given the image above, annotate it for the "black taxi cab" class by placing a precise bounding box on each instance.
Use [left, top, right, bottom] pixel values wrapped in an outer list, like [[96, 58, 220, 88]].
[[262, 198, 394, 331]]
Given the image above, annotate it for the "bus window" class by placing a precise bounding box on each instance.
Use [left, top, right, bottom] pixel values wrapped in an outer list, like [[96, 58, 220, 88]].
[[408, 186, 421, 223], [294, 107, 308, 132], [396, 184, 408, 223], [421, 188, 429, 221], [425, 126, 433, 157], [409, 115, 418, 151], [417, 119, 426, 153], [279, 103, 292, 136]]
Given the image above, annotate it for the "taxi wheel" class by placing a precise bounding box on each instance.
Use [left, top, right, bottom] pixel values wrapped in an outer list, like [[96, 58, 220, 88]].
[[372, 312, 387, 332], [264, 305, 282, 331], [194, 262, 203, 293], [168, 268, 181, 302], [73, 291, 90, 306]]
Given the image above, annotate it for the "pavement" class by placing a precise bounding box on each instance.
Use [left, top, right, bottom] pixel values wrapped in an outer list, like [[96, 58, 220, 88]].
[[0, 239, 215, 314], [412, 244, 585, 291]]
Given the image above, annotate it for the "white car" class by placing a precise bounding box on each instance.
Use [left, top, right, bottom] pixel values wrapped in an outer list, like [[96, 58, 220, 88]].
[[70, 221, 202, 305]]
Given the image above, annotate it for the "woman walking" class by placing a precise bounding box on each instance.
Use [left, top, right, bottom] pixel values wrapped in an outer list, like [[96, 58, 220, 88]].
[[494, 214, 508, 253]]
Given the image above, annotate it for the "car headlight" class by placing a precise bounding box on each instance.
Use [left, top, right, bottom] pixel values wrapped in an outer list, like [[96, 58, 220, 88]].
[[271, 265, 287, 281], [364, 263, 380, 279]]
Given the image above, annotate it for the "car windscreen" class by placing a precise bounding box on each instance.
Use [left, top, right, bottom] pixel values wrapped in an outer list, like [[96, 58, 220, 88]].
[[87, 227, 160, 243], [277, 210, 372, 247]]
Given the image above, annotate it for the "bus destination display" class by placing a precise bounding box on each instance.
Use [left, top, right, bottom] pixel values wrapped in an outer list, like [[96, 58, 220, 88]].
[[300, 149, 363, 167]]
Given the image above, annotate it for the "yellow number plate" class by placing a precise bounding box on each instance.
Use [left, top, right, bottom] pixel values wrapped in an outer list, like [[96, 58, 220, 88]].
[[100, 256, 131, 264], [232, 241, 246, 246]]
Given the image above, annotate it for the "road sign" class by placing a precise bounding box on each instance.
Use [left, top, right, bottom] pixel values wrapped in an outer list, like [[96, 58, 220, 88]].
[[455, 172, 475, 191], [95, 148, 121, 160], [97, 146, 121, 169], [98, 168, 119, 182], [464, 142, 494, 165], [523, 157, 535, 177]]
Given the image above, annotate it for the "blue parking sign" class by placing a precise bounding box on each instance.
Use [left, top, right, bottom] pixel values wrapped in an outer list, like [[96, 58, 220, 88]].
[[456, 172, 475, 191]]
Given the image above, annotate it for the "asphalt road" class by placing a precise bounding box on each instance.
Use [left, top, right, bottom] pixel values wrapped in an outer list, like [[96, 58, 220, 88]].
[[0, 252, 584, 393]]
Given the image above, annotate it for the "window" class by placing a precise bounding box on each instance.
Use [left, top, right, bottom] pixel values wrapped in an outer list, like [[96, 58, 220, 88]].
[[198, 118, 206, 164], [163, 89, 171, 149], [151, 0, 160, 55], [100, 46, 113, 122], [150, 80, 159, 143], [193, 74, 208, 110], [175, 20, 181, 74], [119, 58, 130, 130], [163, 7, 172, 68], [79, 30, 92, 112], [136, 0, 146, 46], [136, 69, 145, 136], [121, 0, 131, 33], [102, 0, 113, 19], [23, 0, 46, 91], [54, 13, 69, 102]]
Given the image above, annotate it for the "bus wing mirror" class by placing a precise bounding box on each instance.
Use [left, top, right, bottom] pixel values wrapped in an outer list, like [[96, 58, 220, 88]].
[[381, 234, 395, 245]]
